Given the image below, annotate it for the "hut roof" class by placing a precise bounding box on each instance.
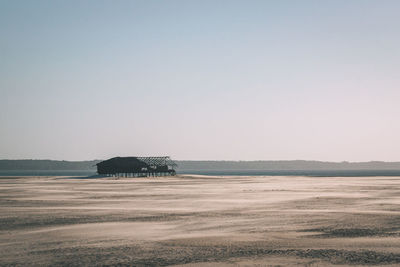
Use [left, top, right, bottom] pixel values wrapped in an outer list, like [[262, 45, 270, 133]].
[[96, 157, 148, 168], [96, 156, 177, 175], [137, 156, 177, 167]]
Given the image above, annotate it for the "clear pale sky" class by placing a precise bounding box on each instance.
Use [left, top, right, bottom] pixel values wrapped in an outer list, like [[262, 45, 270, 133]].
[[1, 0, 400, 161]]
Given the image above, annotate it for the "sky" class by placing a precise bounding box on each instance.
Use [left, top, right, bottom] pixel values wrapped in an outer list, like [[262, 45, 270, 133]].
[[1, 0, 400, 161]]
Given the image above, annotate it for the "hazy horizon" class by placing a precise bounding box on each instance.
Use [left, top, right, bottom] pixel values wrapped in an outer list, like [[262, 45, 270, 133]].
[[2, 158, 400, 164], [2, 1, 400, 162]]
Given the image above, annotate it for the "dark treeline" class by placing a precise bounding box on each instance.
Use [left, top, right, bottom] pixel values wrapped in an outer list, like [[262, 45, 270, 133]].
[[177, 160, 400, 171], [1, 159, 400, 171], [0, 160, 101, 170]]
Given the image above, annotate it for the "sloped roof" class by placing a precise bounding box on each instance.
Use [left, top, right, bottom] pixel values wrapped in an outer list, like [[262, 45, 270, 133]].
[[96, 157, 147, 167], [97, 156, 177, 167], [137, 156, 177, 167]]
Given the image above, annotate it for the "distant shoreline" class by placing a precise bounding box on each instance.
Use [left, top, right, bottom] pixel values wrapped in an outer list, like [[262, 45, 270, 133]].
[[2, 169, 400, 177], [2, 159, 400, 177]]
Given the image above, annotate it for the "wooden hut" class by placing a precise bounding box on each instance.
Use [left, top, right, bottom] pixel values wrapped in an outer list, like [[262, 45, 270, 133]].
[[96, 156, 177, 177]]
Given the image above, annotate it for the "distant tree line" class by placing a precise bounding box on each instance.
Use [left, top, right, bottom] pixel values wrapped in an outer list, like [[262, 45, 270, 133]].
[[1, 159, 400, 171], [0, 160, 101, 170], [176, 160, 400, 171]]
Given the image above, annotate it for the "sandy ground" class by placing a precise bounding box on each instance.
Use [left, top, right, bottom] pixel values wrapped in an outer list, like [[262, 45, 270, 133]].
[[0, 175, 399, 266]]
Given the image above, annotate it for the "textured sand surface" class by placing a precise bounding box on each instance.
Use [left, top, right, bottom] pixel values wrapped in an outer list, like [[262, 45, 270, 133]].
[[0, 175, 399, 266]]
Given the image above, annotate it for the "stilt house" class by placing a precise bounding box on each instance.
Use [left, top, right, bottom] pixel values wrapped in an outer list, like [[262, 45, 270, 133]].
[[96, 156, 177, 177]]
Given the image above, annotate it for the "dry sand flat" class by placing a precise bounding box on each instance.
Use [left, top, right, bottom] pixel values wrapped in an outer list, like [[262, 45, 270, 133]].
[[0, 175, 399, 266]]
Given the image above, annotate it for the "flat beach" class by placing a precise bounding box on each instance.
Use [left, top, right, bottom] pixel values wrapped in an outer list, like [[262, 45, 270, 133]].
[[0, 175, 399, 266]]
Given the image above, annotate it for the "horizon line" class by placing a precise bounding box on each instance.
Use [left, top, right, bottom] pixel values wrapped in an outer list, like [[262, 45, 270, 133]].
[[1, 158, 400, 164]]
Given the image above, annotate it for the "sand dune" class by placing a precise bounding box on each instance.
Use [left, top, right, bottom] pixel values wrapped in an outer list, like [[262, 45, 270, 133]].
[[0, 175, 399, 266]]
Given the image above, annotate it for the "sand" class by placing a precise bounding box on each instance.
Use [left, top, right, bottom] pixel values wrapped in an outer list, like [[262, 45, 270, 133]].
[[0, 175, 399, 266]]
